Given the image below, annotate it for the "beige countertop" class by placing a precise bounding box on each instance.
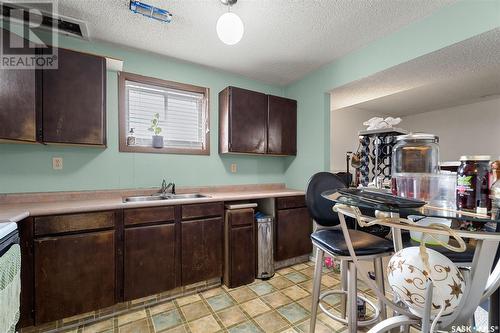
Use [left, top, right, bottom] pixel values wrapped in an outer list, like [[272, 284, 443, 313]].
[[0, 184, 304, 223]]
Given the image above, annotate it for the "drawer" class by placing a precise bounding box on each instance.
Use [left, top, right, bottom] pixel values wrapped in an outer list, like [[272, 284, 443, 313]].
[[276, 195, 306, 210], [35, 211, 115, 236], [182, 202, 224, 220], [124, 206, 175, 226], [227, 208, 254, 227]]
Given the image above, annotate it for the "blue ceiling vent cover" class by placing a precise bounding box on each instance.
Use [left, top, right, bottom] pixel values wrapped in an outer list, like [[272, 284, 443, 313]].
[[129, 1, 173, 23]]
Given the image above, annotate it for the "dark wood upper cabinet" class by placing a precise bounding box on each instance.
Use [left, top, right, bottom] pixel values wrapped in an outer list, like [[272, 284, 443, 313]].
[[219, 86, 268, 154], [0, 29, 37, 142], [268, 95, 297, 155], [34, 230, 116, 324], [42, 48, 106, 145], [219, 87, 297, 155]]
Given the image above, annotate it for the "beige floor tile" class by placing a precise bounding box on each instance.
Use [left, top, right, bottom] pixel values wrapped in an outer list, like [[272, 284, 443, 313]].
[[82, 318, 114, 332], [187, 315, 221, 333], [277, 267, 295, 275], [296, 296, 313, 311], [118, 318, 151, 333], [254, 311, 289, 332], [295, 318, 333, 333], [300, 267, 315, 278], [240, 298, 271, 317], [281, 286, 309, 301], [321, 275, 339, 288], [175, 294, 202, 307], [216, 306, 247, 328], [268, 276, 295, 290], [261, 291, 293, 309], [317, 312, 346, 331], [280, 328, 299, 333], [201, 287, 224, 299], [180, 301, 210, 321], [163, 324, 188, 333], [117, 309, 147, 326], [292, 263, 309, 271], [148, 301, 175, 316], [229, 286, 258, 303]]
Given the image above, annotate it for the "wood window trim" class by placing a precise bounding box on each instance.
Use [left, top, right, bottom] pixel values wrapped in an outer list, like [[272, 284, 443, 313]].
[[118, 71, 210, 155]]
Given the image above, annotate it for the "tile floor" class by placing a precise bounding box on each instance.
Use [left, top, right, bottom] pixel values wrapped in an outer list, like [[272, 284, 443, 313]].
[[57, 261, 380, 333]]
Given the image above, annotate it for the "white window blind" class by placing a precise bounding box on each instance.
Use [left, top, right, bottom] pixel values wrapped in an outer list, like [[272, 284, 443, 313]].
[[125, 80, 207, 149]]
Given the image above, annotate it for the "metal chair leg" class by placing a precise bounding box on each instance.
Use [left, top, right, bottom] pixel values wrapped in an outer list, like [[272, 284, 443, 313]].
[[340, 259, 348, 318], [347, 261, 358, 333], [374, 257, 387, 321], [310, 247, 325, 333]]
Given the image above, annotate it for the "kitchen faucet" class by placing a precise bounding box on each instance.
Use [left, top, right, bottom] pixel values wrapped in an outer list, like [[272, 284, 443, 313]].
[[159, 179, 175, 195]]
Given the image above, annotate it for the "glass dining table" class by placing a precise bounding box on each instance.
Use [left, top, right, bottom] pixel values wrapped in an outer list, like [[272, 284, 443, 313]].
[[322, 188, 500, 333]]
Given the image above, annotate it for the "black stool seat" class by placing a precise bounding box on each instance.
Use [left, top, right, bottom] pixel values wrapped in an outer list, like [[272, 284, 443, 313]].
[[404, 239, 476, 263], [311, 229, 394, 257]]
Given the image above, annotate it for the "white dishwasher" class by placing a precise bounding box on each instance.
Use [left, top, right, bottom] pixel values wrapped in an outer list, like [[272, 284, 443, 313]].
[[0, 221, 21, 333]]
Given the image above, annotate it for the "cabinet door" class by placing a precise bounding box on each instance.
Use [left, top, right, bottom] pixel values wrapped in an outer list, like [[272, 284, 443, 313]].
[[124, 224, 176, 300], [181, 218, 223, 285], [275, 207, 312, 261], [0, 29, 37, 142], [34, 231, 115, 324], [42, 48, 106, 145], [268, 95, 297, 155], [229, 226, 255, 288], [229, 87, 268, 153]]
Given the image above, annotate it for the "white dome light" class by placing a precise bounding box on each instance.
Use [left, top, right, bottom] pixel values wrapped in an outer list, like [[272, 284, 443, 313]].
[[216, 12, 244, 45]]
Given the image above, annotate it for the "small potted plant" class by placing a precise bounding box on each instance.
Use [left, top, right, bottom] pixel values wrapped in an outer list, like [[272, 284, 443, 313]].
[[148, 113, 163, 148]]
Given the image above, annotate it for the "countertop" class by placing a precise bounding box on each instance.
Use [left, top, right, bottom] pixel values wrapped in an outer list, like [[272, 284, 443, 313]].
[[0, 184, 304, 223]]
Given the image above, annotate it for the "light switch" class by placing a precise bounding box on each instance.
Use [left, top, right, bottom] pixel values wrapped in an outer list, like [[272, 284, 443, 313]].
[[230, 163, 237, 173], [52, 157, 63, 170]]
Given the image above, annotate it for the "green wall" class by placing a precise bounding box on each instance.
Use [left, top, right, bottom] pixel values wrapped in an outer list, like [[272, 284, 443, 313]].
[[283, 0, 500, 190], [0, 33, 286, 193], [1, 0, 499, 194]]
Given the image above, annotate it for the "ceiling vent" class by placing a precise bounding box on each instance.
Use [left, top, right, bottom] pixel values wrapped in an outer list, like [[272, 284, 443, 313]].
[[0, 2, 89, 40]]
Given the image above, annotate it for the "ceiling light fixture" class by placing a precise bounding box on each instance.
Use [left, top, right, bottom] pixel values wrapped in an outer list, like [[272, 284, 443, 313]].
[[217, 0, 244, 45]]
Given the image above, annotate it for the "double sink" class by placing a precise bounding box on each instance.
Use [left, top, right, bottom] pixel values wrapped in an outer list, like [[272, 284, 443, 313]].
[[123, 193, 209, 203]]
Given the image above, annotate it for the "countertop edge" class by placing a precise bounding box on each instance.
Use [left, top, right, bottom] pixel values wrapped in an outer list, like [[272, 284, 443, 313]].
[[0, 189, 305, 223]]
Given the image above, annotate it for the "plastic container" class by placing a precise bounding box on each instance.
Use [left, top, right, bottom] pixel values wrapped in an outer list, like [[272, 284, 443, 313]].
[[393, 173, 456, 209], [408, 215, 452, 245]]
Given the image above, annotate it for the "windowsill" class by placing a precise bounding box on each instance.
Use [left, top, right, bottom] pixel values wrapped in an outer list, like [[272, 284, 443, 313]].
[[119, 144, 209, 155]]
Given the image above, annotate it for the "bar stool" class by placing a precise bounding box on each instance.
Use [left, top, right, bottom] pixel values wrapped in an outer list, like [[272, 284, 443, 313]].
[[306, 172, 394, 333]]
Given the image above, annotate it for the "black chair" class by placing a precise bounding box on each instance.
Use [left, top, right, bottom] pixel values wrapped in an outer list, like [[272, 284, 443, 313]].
[[306, 172, 394, 333]]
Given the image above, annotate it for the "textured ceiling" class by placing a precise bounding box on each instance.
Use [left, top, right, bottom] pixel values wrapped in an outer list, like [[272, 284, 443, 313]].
[[52, 0, 455, 85], [331, 28, 500, 116]]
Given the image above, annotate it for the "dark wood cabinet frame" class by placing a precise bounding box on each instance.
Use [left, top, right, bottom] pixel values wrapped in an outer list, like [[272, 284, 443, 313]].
[[118, 72, 210, 155]]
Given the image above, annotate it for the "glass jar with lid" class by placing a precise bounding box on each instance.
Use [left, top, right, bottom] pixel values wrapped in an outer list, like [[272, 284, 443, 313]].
[[391, 133, 440, 174]]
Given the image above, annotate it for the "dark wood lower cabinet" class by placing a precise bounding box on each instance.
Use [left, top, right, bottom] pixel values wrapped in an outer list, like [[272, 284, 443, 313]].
[[124, 224, 176, 300], [34, 230, 116, 324], [181, 217, 223, 285], [275, 206, 312, 261], [224, 209, 255, 288]]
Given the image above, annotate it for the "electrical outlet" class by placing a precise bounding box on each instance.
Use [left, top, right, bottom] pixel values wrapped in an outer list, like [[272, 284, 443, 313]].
[[230, 163, 237, 173], [52, 157, 63, 170]]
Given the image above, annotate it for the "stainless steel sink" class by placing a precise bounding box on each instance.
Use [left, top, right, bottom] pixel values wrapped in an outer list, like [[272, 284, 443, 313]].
[[123, 193, 208, 202], [123, 195, 165, 202], [169, 193, 208, 199]]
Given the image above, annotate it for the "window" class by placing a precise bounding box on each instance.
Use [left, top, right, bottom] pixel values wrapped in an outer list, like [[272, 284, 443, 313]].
[[119, 72, 210, 154]]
